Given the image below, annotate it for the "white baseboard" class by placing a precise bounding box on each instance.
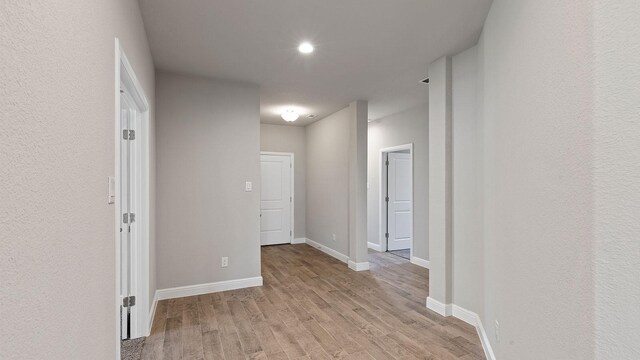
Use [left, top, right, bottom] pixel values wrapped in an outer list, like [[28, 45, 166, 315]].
[[305, 238, 349, 263], [348, 260, 370, 271], [476, 314, 497, 360], [156, 276, 263, 301], [292, 238, 306, 244], [426, 297, 452, 316], [451, 305, 496, 360], [425, 301, 496, 360], [367, 242, 382, 251], [451, 304, 477, 325], [410, 256, 430, 269], [148, 291, 159, 335]]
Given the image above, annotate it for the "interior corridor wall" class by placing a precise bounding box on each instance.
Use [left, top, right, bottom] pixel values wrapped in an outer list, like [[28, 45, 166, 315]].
[[260, 124, 307, 239], [305, 107, 351, 257], [477, 1, 594, 358], [451, 46, 483, 317], [593, 1, 640, 358], [0, 1, 155, 359], [155, 72, 260, 289], [367, 103, 429, 260]]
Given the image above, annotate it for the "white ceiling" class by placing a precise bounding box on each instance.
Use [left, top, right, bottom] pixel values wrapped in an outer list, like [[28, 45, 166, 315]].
[[139, 0, 492, 126]]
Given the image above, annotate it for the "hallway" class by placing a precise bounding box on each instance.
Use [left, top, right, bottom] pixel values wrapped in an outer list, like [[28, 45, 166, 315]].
[[142, 245, 484, 359]]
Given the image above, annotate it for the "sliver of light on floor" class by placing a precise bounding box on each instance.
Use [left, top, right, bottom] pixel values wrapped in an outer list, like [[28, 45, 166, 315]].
[[388, 249, 410, 260]]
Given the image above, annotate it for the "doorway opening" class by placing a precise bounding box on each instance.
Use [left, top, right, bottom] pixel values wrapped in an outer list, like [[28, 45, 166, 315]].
[[379, 144, 413, 260], [115, 38, 150, 354], [259, 152, 295, 246]]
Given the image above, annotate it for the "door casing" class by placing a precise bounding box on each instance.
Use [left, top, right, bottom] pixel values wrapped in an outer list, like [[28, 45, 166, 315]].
[[260, 152, 295, 245], [379, 144, 414, 257], [386, 152, 413, 251], [115, 38, 151, 354]]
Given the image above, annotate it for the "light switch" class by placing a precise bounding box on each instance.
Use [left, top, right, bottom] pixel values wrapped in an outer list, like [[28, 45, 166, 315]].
[[108, 176, 116, 204], [245, 181, 252, 192]]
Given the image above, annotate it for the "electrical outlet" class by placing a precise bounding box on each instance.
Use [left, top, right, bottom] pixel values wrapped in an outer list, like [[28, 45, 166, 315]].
[[221, 257, 229, 268], [495, 320, 500, 342], [332, 234, 336, 241]]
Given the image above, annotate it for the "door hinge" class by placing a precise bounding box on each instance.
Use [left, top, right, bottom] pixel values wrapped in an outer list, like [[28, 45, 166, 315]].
[[123, 129, 135, 140], [385, 196, 389, 202], [123, 213, 136, 223], [385, 160, 389, 166], [122, 296, 136, 308], [290, 196, 292, 202], [385, 233, 389, 239]]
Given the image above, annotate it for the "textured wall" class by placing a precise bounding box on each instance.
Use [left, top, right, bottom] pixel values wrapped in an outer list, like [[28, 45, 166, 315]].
[[347, 100, 369, 264], [451, 45, 483, 316], [367, 104, 429, 259], [593, 0, 640, 358], [429, 55, 453, 304], [260, 124, 307, 239], [155, 72, 261, 290], [478, 0, 594, 358], [305, 107, 351, 256], [0, 1, 155, 359]]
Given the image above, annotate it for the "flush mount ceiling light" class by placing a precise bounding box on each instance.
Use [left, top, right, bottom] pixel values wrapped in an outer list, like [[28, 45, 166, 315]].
[[298, 42, 314, 54], [281, 109, 300, 122]]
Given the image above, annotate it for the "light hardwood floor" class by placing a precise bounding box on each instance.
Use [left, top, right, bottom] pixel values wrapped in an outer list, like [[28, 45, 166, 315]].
[[142, 244, 485, 359]]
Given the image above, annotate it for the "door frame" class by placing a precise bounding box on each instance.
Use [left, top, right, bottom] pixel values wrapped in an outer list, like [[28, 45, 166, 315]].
[[115, 38, 151, 353], [379, 144, 414, 256], [260, 152, 295, 244]]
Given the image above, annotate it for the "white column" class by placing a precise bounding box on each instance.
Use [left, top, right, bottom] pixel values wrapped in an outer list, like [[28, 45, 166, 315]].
[[348, 100, 369, 271], [427, 56, 453, 314]]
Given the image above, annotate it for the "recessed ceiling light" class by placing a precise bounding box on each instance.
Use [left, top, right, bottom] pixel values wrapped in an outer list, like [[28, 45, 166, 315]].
[[307, 114, 316, 119], [298, 42, 314, 54], [281, 109, 299, 122]]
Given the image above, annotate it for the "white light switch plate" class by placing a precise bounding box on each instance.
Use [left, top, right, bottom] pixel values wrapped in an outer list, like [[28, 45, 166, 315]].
[[245, 181, 252, 191]]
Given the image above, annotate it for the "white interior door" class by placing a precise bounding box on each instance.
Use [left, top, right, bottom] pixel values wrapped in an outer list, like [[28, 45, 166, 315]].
[[260, 154, 292, 246], [120, 90, 139, 339], [387, 152, 412, 251]]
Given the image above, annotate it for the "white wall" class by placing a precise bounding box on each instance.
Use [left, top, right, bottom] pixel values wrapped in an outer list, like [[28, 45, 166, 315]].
[[433, 2, 640, 358], [305, 107, 350, 256], [451, 46, 483, 316], [428, 56, 453, 305], [593, 1, 640, 358], [0, 1, 155, 359], [367, 103, 429, 260], [347, 100, 369, 265], [260, 124, 306, 239], [155, 72, 260, 289], [478, 1, 595, 358]]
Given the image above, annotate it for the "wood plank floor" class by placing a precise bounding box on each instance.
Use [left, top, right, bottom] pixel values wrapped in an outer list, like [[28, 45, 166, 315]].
[[142, 244, 485, 360]]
